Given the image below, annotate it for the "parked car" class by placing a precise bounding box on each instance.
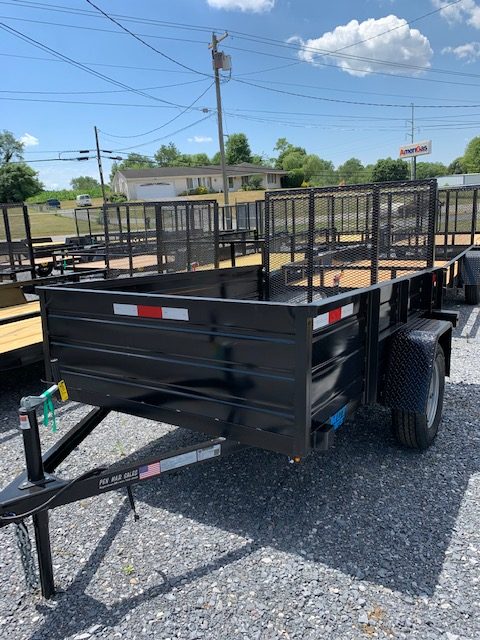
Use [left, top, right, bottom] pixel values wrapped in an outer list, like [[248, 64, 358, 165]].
[[45, 198, 61, 208], [76, 194, 92, 207]]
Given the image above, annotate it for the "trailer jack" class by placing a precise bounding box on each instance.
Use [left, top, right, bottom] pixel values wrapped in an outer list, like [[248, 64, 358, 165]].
[[0, 389, 246, 598]]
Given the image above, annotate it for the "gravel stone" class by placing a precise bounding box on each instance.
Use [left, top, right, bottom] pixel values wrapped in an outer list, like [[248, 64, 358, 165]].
[[0, 299, 479, 639]]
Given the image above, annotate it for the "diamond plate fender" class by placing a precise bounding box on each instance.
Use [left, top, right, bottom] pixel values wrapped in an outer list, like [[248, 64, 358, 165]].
[[382, 319, 452, 414], [462, 248, 480, 285]]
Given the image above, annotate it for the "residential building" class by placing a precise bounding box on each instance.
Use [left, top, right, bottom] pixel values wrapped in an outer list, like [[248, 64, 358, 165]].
[[111, 163, 286, 200]]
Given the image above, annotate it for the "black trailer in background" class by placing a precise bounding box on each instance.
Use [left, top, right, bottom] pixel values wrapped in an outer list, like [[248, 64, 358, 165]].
[[0, 179, 479, 598]]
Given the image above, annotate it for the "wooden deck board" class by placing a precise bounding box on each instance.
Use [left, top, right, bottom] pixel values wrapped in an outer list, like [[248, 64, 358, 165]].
[[0, 316, 43, 354], [0, 301, 40, 322]]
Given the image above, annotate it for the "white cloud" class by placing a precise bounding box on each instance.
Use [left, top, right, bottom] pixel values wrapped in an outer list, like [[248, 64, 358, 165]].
[[432, 0, 480, 29], [188, 135, 213, 143], [443, 41, 480, 62], [290, 15, 433, 77], [206, 0, 274, 12], [20, 133, 39, 147]]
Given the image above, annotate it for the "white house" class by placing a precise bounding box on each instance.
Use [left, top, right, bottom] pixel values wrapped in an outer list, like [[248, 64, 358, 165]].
[[111, 163, 286, 200]]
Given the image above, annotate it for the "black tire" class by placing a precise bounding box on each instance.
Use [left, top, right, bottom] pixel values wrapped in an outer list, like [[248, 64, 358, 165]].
[[465, 284, 480, 306], [391, 344, 445, 450], [36, 263, 53, 277]]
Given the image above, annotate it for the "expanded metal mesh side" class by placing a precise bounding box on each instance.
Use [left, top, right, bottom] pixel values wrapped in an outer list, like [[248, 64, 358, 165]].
[[265, 180, 437, 302]]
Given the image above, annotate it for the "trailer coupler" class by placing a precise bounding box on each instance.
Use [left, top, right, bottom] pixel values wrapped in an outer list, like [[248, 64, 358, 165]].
[[0, 392, 246, 598]]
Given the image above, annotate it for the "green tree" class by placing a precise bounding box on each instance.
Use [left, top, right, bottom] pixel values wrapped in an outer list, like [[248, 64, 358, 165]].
[[110, 153, 155, 181], [211, 151, 221, 165], [250, 153, 269, 166], [0, 163, 43, 202], [415, 162, 448, 179], [463, 136, 480, 172], [225, 133, 252, 165], [70, 176, 100, 191], [303, 155, 336, 186], [241, 175, 264, 191], [274, 138, 306, 170], [0, 130, 24, 165], [154, 142, 181, 166], [337, 158, 368, 184], [447, 157, 465, 174], [371, 158, 409, 183], [282, 151, 306, 171], [282, 168, 305, 188]]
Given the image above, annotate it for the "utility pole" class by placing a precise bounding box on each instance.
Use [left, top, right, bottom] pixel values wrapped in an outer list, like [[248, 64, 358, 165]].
[[209, 32, 230, 208], [94, 125, 107, 204], [410, 103, 416, 181]]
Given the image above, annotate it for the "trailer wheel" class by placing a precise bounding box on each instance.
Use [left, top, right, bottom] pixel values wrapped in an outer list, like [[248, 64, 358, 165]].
[[465, 284, 480, 306], [36, 263, 53, 277], [391, 344, 445, 450]]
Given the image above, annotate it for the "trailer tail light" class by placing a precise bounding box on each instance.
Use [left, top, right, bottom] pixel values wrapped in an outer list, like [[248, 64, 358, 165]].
[[313, 302, 354, 330], [432, 273, 437, 284], [113, 303, 189, 321]]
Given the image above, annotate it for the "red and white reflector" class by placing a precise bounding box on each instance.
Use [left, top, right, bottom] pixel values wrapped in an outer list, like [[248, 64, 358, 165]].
[[113, 303, 189, 322], [313, 302, 354, 331]]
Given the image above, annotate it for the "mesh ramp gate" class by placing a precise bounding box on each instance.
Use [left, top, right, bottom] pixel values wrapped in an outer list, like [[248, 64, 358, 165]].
[[265, 180, 437, 303]]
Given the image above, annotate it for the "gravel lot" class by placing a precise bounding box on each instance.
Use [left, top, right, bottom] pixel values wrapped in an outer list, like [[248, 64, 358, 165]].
[[0, 299, 478, 640]]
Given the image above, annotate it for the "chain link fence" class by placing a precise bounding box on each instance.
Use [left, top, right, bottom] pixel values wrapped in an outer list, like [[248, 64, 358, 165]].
[[265, 180, 437, 303]]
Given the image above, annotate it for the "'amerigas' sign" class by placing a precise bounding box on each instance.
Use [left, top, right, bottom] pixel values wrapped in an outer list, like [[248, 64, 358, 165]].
[[399, 140, 432, 158]]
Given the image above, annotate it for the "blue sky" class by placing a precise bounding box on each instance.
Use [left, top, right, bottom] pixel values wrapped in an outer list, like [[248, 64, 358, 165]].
[[3, 0, 480, 188]]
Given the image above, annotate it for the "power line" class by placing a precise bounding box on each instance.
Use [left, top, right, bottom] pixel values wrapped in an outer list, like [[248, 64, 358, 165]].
[[0, 96, 187, 108], [2, 1, 477, 80], [225, 44, 480, 89], [0, 78, 208, 95], [110, 114, 215, 152], [0, 22, 191, 109], [332, 0, 465, 53], [233, 77, 480, 109], [99, 82, 215, 139], [0, 51, 197, 75], [84, 0, 209, 77]]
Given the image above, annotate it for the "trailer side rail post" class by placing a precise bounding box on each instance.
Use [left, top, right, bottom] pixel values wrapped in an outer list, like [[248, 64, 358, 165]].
[[213, 201, 220, 269], [443, 189, 450, 260], [427, 180, 437, 269], [73, 209, 80, 239], [87, 208, 93, 241], [363, 287, 381, 404], [471, 188, 478, 247], [103, 203, 110, 273], [370, 185, 380, 285], [155, 204, 163, 275], [2, 205, 17, 281], [264, 192, 271, 300], [294, 309, 313, 456], [307, 190, 315, 303], [23, 204, 36, 279]]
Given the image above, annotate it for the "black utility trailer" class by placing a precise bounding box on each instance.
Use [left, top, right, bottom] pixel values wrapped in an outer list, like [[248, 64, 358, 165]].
[[0, 179, 478, 598]]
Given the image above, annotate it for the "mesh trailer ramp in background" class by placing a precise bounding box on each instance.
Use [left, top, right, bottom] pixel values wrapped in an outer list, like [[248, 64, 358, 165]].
[[1, 179, 475, 598]]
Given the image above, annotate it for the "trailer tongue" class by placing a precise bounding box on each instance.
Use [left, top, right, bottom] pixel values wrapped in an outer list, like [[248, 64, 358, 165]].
[[2, 180, 476, 598]]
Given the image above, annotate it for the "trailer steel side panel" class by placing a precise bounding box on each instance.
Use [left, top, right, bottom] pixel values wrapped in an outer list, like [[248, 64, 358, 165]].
[[41, 267, 312, 456]]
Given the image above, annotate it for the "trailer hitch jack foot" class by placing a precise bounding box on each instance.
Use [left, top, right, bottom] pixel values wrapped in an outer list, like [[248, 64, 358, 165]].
[[126, 486, 139, 522]]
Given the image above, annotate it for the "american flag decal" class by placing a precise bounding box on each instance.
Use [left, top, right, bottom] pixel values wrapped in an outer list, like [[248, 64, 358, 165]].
[[139, 461, 161, 480]]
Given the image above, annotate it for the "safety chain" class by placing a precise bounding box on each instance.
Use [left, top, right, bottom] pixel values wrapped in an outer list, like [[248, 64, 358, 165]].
[[14, 521, 38, 591]]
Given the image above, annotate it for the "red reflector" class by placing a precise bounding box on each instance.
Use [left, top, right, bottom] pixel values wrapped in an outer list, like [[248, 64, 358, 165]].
[[138, 305, 163, 318], [328, 308, 342, 324], [432, 273, 437, 284]]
